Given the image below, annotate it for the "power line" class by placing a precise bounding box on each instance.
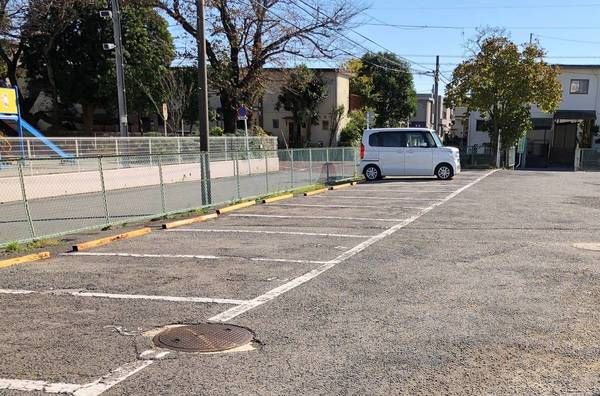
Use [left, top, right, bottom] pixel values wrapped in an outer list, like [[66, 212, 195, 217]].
[[244, 0, 435, 77], [364, 22, 600, 31], [291, 0, 433, 73], [371, 3, 600, 11]]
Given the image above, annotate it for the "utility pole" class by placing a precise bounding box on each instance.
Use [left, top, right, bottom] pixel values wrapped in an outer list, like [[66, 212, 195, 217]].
[[109, 0, 128, 138], [197, 0, 211, 204], [433, 55, 440, 135]]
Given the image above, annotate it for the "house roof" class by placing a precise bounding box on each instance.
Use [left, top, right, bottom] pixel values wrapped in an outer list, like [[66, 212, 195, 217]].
[[555, 64, 600, 69]]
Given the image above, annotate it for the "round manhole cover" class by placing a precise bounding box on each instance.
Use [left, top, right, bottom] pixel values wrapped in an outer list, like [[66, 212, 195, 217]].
[[153, 324, 254, 353], [574, 243, 600, 252]]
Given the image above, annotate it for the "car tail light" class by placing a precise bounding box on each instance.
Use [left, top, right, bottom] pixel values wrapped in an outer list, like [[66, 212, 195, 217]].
[[360, 143, 365, 159]]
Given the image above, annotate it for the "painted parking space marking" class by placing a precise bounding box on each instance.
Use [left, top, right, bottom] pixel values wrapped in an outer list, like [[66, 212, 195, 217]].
[[210, 170, 497, 322], [267, 203, 385, 209], [167, 228, 373, 239], [62, 252, 331, 265], [3, 171, 495, 395], [309, 195, 443, 201], [0, 378, 81, 394], [228, 214, 402, 222], [0, 288, 247, 305], [266, 203, 427, 210]]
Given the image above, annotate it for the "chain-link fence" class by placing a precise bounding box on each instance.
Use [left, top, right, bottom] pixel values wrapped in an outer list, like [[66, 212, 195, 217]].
[[1, 136, 278, 159], [0, 147, 358, 245]]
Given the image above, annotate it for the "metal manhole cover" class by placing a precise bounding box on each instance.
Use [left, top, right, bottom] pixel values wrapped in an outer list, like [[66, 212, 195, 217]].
[[153, 324, 254, 353], [574, 243, 600, 252]]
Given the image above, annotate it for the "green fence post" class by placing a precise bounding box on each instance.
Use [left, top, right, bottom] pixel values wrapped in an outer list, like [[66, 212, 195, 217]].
[[309, 148, 313, 184], [326, 148, 330, 184], [341, 147, 346, 179], [235, 151, 241, 200], [290, 149, 295, 188], [158, 155, 166, 214], [98, 157, 110, 224], [17, 159, 36, 238], [265, 151, 269, 194]]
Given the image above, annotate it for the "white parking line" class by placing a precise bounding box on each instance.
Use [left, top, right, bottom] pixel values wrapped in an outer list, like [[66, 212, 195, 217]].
[[0, 288, 247, 305], [0, 378, 81, 394], [72, 360, 154, 396], [229, 214, 401, 222], [62, 252, 331, 265], [62, 252, 220, 260], [167, 229, 372, 238], [210, 170, 497, 322], [352, 189, 457, 193], [266, 203, 383, 209], [310, 195, 442, 201]]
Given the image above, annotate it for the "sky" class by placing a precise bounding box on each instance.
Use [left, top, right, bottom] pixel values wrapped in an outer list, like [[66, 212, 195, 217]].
[[167, 0, 600, 94]]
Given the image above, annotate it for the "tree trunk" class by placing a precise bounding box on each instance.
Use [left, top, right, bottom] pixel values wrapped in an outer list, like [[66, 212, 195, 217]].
[[43, 36, 61, 129], [81, 103, 95, 134], [306, 119, 312, 147], [220, 93, 239, 134]]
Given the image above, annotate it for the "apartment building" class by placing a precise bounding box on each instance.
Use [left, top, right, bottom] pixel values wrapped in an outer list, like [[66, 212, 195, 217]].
[[461, 65, 600, 167]]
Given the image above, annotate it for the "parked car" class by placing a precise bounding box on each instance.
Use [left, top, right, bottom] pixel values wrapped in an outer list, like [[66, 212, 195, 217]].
[[359, 128, 461, 181]]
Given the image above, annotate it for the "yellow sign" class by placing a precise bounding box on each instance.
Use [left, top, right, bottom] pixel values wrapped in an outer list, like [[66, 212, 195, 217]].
[[0, 88, 17, 115]]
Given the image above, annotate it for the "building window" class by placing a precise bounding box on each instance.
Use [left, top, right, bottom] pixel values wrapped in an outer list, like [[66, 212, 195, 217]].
[[570, 79, 589, 94], [322, 120, 330, 131], [272, 119, 279, 129], [476, 120, 490, 131]]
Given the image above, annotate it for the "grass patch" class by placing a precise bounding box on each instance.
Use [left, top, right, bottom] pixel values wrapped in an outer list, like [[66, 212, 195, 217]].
[[256, 183, 327, 202], [2, 238, 62, 254]]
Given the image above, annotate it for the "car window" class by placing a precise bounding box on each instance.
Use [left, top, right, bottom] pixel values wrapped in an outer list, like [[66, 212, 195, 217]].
[[369, 132, 405, 147], [405, 132, 433, 148]]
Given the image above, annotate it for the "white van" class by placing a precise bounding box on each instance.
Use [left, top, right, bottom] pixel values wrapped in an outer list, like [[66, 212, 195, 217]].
[[359, 128, 461, 181]]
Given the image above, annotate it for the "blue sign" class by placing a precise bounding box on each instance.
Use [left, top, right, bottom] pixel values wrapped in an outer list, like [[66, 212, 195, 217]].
[[238, 106, 248, 120]]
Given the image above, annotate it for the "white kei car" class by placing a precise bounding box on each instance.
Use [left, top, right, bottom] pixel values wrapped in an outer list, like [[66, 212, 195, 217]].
[[359, 128, 461, 181]]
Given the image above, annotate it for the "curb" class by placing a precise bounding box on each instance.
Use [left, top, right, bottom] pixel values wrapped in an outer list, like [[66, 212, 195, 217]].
[[262, 194, 294, 204], [162, 213, 218, 230], [0, 251, 51, 269], [328, 183, 352, 190], [216, 201, 256, 215], [304, 188, 328, 196], [73, 227, 152, 252]]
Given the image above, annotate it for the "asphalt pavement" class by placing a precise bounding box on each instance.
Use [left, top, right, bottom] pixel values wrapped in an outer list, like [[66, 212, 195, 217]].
[[2, 170, 600, 395]]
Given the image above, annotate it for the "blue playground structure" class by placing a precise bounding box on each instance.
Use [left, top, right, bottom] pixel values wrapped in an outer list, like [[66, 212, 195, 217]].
[[0, 87, 72, 160]]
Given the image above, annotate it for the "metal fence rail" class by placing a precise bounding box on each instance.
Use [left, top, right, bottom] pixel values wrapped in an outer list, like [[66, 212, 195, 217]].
[[1, 136, 278, 160], [0, 147, 358, 245]]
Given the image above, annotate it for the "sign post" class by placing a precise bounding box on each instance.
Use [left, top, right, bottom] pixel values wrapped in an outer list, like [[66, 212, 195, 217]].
[[238, 106, 249, 153], [366, 111, 374, 130], [162, 103, 168, 137]]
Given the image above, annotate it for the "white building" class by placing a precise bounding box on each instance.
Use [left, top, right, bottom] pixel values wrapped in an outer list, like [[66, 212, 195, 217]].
[[410, 94, 453, 135], [461, 65, 600, 167]]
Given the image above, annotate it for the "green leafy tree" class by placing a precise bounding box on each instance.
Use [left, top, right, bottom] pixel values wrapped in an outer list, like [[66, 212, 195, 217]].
[[353, 52, 417, 127], [339, 108, 370, 147], [446, 31, 562, 153], [275, 65, 327, 147], [22, 1, 174, 132]]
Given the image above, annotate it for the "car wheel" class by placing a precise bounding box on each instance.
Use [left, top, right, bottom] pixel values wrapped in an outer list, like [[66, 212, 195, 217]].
[[363, 165, 380, 181], [435, 163, 454, 180]]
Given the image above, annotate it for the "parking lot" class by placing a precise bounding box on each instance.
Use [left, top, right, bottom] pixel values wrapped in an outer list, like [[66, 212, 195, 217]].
[[2, 169, 600, 395]]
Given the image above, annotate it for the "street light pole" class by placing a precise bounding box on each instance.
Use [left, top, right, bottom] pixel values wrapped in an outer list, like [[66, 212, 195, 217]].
[[197, 0, 211, 204], [110, 0, 128, 138]]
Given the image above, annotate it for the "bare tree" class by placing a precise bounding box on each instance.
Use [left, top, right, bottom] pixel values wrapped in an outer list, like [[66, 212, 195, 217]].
[[138, 68, 197, 135], [154, 0, 363, 133]]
